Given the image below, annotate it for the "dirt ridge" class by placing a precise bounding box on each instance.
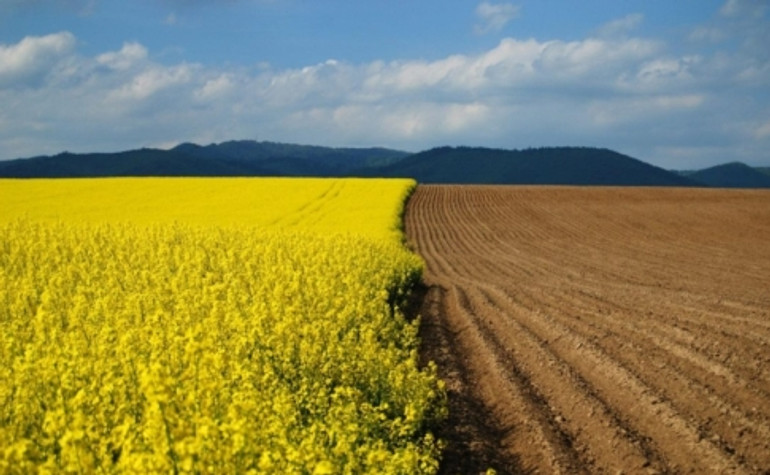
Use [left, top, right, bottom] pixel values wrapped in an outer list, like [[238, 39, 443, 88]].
[[408, 186, 770, 474]]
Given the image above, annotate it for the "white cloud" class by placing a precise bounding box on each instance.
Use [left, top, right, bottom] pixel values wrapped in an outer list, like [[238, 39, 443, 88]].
[[1, 25, 769, 168], [96, 42, 148, 70], [631, 56, 702, 89], [358, 36, 660, 99], [0, 32, 76, 87], [475, 2, 520, 35], [107, 64, 194, 103], [536, 37, 660, 80], [194, 73, 235, 101]]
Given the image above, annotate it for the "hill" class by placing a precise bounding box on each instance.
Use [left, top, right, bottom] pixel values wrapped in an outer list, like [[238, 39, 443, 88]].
[[0, 141, 408, 178], [171, 141, 408, 176], [5, 142, 767, 187], [685, 162, 770, 188], [0, 148, 269, 178], [366, 146, 698, 186]]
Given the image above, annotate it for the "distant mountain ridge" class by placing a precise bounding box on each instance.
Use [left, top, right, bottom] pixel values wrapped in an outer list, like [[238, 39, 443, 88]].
[[1, 140, 768, 188], [171, 141, 408, 176], [367, 146, 698, 186], [0, 141, 408, 178], [677, 162, 770, 188]]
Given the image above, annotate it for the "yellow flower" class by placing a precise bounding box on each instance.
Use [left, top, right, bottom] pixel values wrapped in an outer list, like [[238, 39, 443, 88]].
[[0, 178, 444, 474]]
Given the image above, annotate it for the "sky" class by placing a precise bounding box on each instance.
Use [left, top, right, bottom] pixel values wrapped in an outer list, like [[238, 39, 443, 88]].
[[1, 0, 769, 169]]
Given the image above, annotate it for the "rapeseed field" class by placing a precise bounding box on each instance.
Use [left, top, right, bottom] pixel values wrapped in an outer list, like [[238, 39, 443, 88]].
[[0, 178, 445, 474]]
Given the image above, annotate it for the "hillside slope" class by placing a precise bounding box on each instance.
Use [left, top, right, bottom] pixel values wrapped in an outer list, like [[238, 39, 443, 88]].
[[686, 162, 770, 188], [172, 141, 408, 176], [370, 146, 698, 186], [0, 141, 408, 178], [7, 142, 765, 187], [0, 149, 269, 177]]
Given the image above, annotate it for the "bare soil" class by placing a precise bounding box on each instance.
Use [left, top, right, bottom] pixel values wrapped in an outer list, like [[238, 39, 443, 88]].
[[405, 186, 770, 474]]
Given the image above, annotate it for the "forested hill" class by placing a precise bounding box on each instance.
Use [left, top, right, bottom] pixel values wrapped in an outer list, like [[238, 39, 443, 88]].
[[2, 142, 768, 187], [0, 141, 408, 178], [677, 162, 770, 188], [366, 146, 699, 186]]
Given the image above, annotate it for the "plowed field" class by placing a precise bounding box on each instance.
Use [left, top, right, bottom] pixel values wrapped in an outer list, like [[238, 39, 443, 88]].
[[406, 186, 770, 474]]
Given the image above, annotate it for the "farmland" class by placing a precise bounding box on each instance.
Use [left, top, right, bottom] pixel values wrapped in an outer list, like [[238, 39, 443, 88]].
[[4, 178, 770, 473], [406, 186, 770, 474], [0, 178, 412, 240], [0, 178, 444, 473]]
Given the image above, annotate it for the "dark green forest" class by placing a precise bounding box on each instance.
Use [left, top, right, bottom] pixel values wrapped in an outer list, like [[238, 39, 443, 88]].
[[1, 141, 768, 188]]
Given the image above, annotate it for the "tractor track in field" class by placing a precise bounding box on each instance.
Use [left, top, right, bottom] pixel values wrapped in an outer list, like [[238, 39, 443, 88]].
[[406, 185, 770, 474]]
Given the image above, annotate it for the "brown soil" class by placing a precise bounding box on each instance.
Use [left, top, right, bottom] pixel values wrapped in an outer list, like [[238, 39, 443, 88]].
[[405, 186, 770, 475]]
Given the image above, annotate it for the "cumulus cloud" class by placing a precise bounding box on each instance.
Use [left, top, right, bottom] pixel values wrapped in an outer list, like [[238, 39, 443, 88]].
[[194, 74, 236, 101], [475, 2, 520, 34], [0, 32, 76, 87], [107, 65, 194, 103], [96, 42, 148, 70], [1, 22, 769, 169], [627, 55, 702, 91]]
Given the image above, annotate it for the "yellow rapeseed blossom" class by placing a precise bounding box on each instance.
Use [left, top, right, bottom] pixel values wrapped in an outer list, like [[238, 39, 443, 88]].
[[0, 177, 412, 241], [0, 178, 446, 474]]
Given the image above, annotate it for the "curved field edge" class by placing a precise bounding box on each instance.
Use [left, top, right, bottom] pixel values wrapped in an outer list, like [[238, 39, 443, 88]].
[[0, 178, 445, 474]]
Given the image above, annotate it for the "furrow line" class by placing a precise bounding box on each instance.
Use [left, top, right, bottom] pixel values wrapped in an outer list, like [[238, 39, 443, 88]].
[[475, 285, 746, 474]]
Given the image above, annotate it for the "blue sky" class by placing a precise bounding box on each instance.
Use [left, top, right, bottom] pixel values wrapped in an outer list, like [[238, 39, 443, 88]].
[[1, 0, 768, 168]]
